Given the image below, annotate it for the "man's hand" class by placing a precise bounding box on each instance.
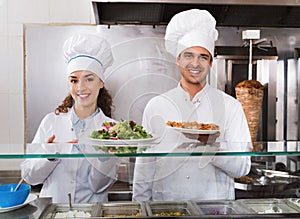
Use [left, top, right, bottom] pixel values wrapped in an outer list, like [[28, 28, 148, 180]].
[[47, 135, 56, 143], [184, 132, 220, 144]]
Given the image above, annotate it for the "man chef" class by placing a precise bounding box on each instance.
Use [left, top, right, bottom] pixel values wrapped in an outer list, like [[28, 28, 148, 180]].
[[133, 9, 252, 201]]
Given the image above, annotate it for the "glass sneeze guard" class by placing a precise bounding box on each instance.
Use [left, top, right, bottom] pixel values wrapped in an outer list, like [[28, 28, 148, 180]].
[[1, 141, 300, 159]]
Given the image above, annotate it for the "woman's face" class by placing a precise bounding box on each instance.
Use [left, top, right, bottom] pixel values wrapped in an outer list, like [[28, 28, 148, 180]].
[[176, 46, 212, 87], [68, 70, 103, 110]]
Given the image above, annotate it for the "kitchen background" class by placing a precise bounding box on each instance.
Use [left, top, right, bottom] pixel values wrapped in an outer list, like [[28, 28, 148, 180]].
[[0, 0, 95, 170], [1, 0, 300, 171]]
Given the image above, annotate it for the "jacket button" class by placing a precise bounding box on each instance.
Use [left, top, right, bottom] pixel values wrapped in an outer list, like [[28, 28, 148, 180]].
[[186, 176, 190, 179], [71, 128, 74, 131]]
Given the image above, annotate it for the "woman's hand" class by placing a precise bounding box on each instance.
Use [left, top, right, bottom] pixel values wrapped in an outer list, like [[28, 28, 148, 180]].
[[46, 135, 78, 144], [46, 135, 78, 161]]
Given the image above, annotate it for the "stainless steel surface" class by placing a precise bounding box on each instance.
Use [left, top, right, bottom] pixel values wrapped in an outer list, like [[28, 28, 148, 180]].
[[99, 202, 147, 217], [92, 0, 300, 6], [265, 60, 278, 141], [287, 59, 298, 140], [41, 203, 100, 218], [235, 167, 300, 193], [145, 201, 199, 216], [276, 60, 285, 141], [261, 169, 300, 178], [288, 198, 300, 209], [298, 59, 300, 141], [0, 170, 21, 184], [192, 200, 251, 215], [237, 198, 300, 214], [92, 1, 300, 27]]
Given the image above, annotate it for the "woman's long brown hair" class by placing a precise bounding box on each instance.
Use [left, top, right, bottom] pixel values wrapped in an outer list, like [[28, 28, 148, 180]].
[[54, 87, 112, 117]]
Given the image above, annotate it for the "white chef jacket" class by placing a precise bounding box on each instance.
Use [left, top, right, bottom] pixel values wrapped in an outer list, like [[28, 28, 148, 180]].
[[21, 107, 118, 203], [133, 83, 252, 201]]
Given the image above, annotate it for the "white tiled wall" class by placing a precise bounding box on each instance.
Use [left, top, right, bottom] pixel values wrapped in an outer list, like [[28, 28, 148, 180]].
[[0, 0, 93, 169]]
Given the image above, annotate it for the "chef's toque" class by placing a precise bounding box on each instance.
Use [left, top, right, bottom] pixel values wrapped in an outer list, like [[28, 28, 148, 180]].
[[63, 33, 113, 81], [164, 9, 218, 58]]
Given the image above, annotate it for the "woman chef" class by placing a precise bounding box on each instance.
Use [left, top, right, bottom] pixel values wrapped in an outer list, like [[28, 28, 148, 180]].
[[21, 33, 118, 203], [133, 9, 252, 201]]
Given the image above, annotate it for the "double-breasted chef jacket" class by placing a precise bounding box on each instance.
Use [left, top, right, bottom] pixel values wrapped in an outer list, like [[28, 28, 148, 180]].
[[133, 83, 252, 201], [21, 108, 118, 203]]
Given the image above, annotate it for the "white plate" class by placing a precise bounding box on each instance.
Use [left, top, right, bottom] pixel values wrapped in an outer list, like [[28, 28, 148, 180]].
[[168, 126, 219, 135], [0, 194, 37, 213], [89, 137, 158, 146]]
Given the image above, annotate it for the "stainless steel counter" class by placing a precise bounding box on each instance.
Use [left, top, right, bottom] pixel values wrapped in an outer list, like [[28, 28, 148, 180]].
[[1, 198, 300, 218]]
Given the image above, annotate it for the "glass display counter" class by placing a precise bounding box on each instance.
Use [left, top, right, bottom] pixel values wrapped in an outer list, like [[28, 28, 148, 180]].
[[0, 141, 300, 218]]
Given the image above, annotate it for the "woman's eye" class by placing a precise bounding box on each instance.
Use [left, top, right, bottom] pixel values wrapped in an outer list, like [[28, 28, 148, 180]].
[[70, 79, 77, 83], [86, 77, 94, 82]]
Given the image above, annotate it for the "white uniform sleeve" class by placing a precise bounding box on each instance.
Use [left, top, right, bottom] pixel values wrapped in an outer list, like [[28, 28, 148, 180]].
[[132, 157, 156, 201], [212, 100, 252, 178], [82, 145, 119, 193], [132, 102, 158, 201], [21, 158, 60, 185], [86, 157, 118, 193], [21, 114, 59, 185]]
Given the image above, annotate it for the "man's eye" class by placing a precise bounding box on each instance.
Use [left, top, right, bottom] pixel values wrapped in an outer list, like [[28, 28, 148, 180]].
[[184, 54, 193, 58], [199, 55, 209, 61], [87, 77, 94, 82]]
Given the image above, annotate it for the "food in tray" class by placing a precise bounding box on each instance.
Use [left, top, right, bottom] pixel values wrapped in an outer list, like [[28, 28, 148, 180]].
[[166, 121, 220, 130], [235, 175, 257, 183], [257, 207, 283, 214], [54, 210, 91, 218], [90, 120, 152, 140], [105, 212, 141, 217], [153, 211, 186, 216], [209, 209, 229, 215]]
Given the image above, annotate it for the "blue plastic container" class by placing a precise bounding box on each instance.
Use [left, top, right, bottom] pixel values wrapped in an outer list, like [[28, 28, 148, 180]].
[[0, 184, 31, 208]]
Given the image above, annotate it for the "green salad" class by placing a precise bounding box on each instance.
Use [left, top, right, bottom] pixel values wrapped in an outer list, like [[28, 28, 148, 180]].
[[94, 146, 148, 154], [90, 120, 152, 140]]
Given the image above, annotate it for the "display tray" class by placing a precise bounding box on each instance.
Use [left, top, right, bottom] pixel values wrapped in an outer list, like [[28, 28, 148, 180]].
[[40, 203, 100, 218], [288, 198, 300, 208], [145, 201, 199, 216], [234, 169, 300, 191], [191, 200, 251, 215], [236, 198, 300, 214], [99, 202, 147, 217]]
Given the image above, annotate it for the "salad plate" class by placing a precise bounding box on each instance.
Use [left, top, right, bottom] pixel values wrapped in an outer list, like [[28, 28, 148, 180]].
[[0, 194, 37, 213], [168, 126, 219, 135], [89, 137, 158, 146]]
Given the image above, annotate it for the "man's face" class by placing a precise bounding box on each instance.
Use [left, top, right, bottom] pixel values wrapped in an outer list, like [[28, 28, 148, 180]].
[[176, 46, 212, 87]]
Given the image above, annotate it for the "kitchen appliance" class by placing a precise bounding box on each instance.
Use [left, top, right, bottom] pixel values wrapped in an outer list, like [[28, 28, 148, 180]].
[[215, 46, 278, 141]]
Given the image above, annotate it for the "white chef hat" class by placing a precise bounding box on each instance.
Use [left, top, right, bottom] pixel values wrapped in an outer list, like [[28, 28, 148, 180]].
[[63, 33, 113, 81], [165, 9, 218, 58]]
